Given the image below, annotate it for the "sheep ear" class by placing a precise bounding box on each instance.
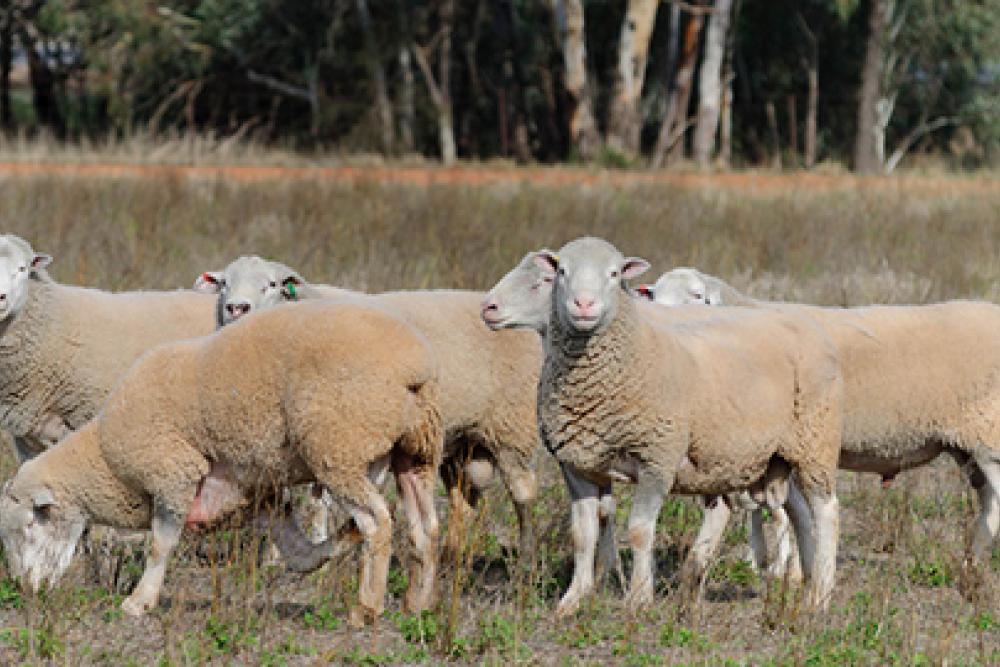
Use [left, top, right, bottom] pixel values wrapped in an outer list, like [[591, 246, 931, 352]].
[[533, 251, 559, 276], [621, 257, 650, 280], [32, 488, 55, 510], [31, 254, 52, 270], [194, 272, 224, 293]]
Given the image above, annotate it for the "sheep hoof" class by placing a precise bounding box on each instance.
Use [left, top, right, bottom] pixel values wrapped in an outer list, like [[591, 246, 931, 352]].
[[624, 586, 654, 611], [555, 594, 582, 619], [121, 595, 153, 617], [348, 604, 380, 628]]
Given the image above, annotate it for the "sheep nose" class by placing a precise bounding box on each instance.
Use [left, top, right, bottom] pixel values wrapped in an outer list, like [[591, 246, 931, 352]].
[[573, 295, 596, 312], [226, 302, 251, 319]]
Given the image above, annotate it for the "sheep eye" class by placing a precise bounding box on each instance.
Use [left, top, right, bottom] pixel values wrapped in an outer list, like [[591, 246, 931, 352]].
[[610, 270, 619, 279], [34, 506, 52, 522], [558, 267, 565, 276], [18, 266, 26, 272]]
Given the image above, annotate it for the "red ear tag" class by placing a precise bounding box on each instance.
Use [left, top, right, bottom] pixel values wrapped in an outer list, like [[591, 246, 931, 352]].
[[202, 272, 213, 282]]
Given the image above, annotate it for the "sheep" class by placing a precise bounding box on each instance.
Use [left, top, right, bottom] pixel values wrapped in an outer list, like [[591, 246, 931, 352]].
[[635, 267, 755, 307], [527, 237, 844, 616], [0, 301, 443, 625], [194, 255, 542, 559], [640, 268, 1000, 589], [481, 252, 804, 592], [0, 234, 217, 462]]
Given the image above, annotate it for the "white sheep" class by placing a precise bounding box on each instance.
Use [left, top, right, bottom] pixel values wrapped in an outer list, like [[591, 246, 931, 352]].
[[0, 301, 444, 625], [481, 252, 805, 591], [194, 255, 541, 558], [635, 267, 753, 306], [0, 234, 217, 462], [528, 237, 844, 616], [641, 268, 1000, 587]]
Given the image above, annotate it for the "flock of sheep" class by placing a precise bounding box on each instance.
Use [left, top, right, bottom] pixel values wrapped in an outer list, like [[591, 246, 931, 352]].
[[1, 232, 999, 627]]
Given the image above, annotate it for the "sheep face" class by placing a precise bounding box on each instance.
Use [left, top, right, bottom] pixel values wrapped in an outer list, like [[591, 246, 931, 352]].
[[643, 268, 716, 306], [0, 476, 86, 592], [537, 237, 649, 334], [194, 255, 304, 327], [481, 250, 554, 333], [0, 235, 52, 322]]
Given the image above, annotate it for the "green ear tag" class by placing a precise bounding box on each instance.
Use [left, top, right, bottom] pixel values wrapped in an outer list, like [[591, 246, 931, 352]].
[[287, 283, 297, 298]]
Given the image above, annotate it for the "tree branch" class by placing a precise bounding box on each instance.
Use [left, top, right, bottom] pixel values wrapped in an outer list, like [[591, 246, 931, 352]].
[[884, 116, 957, 174], [246, 69, 313, 103]]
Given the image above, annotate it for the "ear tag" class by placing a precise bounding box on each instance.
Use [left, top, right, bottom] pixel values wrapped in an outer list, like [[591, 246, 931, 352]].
[[286, 283, 297, 299]]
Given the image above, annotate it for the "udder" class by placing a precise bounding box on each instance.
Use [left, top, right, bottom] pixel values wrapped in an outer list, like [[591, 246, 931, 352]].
[[185, 462, 249, 528]]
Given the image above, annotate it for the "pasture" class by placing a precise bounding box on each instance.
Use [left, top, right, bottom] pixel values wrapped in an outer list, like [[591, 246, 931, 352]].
[[1, 164, 999, 665]]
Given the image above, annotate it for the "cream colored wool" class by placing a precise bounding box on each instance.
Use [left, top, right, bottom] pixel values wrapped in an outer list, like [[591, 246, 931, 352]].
[[197, 256, 542, 556], [0, 302, 443, 623], [647, 270, 1000, 579], [0, 264, 215, 460], [536, 237, 844, 616]]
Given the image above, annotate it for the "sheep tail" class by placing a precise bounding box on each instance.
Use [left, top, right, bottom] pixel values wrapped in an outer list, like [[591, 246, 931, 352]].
[[398, 377, 444, 472]]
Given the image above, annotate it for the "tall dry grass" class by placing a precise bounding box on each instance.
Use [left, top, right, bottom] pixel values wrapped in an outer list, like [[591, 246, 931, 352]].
[[0, 169, 999, 664]]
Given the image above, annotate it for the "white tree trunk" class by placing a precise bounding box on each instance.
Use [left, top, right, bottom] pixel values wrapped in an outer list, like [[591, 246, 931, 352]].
[[692, 0, 734, 167], [551, 0, 600, 159], [606, 0, 659, 156]]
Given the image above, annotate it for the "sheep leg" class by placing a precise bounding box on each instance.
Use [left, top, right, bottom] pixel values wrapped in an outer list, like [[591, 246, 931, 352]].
[[679, 495, 730, 594], [770, 481, 806, 582], [556, 463, 601, 618], [122, 502, 184, 617], [440, 452, 478, 562], [748, 507, 767, 571], [490, 443, 539, 563], [338, 485, 392, 627], [595, 485, 620, 586], [625, 472, 666, 610], [393, 451, 439, 613], [968, 455, 1000, 565], [800, 488, 839, 610]]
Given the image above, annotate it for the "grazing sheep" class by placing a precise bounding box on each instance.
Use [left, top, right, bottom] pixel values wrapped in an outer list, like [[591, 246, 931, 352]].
[[0, 234, 216, 462], [0, 301, 443, 625], [641, 269, 1000, 585], [531, 237, 843, 616], [481, 252, 805, 591], [195, 255, 541, 559]]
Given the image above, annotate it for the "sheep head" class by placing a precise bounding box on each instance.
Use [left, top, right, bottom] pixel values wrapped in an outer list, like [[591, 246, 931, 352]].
[[537, 237, 649, 335], [0, 235, 52, 322], [0, 470, 86, 592]]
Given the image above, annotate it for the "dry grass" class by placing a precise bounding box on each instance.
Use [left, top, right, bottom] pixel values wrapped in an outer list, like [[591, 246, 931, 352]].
[[1, 166, 1000, 664]]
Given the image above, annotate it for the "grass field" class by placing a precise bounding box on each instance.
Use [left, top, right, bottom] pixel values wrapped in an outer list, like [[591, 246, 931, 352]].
[[1, 163, 1000, 665]]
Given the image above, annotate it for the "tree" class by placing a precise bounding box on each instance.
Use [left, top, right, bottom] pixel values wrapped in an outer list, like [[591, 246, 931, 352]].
[[549, 0, 599, 159], [693, 0, 735, 167], [411, 0, 457, 164], [606, 0, 658, 157]]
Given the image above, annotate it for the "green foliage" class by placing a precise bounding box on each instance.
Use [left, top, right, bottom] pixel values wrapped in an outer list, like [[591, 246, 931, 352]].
[[302, 603, 341, 631], [203, 616, 259, 654], [0, 577, 23, 609], [477, 613, 516, 654], [908, 558, 952, 588], [396, 609, 440, 645], [4, 0, 996, 165]]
